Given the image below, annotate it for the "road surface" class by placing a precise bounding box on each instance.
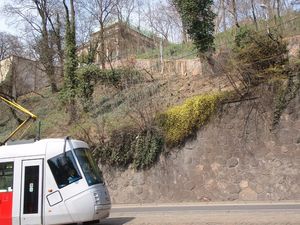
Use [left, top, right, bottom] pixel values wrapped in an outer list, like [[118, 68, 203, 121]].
[[101, 202, 300, 225]]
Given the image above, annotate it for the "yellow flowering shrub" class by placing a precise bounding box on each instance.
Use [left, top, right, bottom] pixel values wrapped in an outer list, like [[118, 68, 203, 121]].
[[160, 92, 226, 147]]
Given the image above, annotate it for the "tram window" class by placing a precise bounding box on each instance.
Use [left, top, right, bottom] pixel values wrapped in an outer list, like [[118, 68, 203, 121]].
[[0, 162, 13, 192], [23, 166, 39, 214], [47, 151, 82, 189], [74, 148, 104, 186]]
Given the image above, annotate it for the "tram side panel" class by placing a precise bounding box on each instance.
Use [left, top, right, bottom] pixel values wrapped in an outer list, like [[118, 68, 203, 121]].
[[12, 158, 21, 225], [0, 160, 14, 225], [44, 142, 75, 225], [45, 141, 97, 224], [0, 191, 13, 225]]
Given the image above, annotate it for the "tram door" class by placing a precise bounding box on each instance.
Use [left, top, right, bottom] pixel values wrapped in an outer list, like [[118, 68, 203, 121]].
[[21, 160, 43, 225]]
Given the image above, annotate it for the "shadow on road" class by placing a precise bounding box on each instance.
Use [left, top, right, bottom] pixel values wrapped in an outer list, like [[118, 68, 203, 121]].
[[100, 217, 135, 225]]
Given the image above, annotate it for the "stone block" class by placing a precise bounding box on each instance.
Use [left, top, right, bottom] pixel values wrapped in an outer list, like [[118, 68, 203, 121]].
[[226, 157, 239, 168], [211, 162, 221, 173], [239, 187, 258, 201], [227, 184, 241, 194], [239, 180, 249, 189]]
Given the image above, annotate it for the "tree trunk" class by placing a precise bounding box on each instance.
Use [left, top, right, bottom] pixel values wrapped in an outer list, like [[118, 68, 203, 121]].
[[56, 14, 64, 78], [47, 63, 58, 92], [63, 0, 78, 124], [276, 0, 281, 23], [221, 0, 226, 31], [251, 0, 258, 30], [232, 0, 240, 28], [181, 18, 188, 43], [35, 0, 58, 93], [100, 22, 106, 69]]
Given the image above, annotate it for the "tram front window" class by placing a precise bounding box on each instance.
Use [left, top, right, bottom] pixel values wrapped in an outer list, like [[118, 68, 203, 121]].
[[74, 148, 104, 186], [48, 151, 82, 189]]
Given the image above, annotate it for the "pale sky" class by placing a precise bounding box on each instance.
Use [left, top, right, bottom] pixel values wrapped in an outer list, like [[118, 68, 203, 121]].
[[0, 0, 16, 34]]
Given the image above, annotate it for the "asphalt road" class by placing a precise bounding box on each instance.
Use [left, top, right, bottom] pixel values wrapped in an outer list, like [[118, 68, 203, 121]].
[[101, 202, 300, 225]]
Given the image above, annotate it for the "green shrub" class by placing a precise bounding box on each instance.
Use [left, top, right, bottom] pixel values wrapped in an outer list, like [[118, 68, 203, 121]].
[[94, 126, 163, 170], [77, 64, 102, 112], [159, 92, 226, 147], [132, 129, 164, 170], [70, 66, 143, 112], [233, 27, 288, 86]]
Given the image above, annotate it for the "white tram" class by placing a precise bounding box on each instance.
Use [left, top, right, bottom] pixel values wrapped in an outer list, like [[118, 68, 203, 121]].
[[0, 138, 111, 225]]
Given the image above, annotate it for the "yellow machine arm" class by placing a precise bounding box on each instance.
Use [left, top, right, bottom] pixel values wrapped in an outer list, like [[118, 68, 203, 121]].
[[0, 95, 37, 145]]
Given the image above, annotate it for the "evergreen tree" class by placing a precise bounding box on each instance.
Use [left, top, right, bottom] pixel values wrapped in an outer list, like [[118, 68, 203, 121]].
[[173, 0, 216, 56]]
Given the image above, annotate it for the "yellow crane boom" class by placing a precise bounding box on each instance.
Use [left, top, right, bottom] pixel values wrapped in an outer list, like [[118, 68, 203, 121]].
[[0, 95, 37, 145]]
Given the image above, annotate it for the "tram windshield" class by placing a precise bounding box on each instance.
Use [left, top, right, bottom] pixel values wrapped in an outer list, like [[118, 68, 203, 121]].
[[74, 148, 104, 186], [48, 151, 82, 189]]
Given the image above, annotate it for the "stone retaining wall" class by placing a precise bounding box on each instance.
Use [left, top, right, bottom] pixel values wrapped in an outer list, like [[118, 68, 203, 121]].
[[102, 92, 300, 203]]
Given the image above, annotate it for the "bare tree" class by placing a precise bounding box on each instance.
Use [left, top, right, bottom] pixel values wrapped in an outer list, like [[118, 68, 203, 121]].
[[221, 0, 227, 31], [0, 32, 24, 60], [136, 0, 144, 29], [76, 9, 98, 46], [214, 0, 227, 33], [47, 12, 65, 78], [78, 0, 118, 69], [231, 0, 240, 28], [3, 0, 61, 93], [145, 1, 182, 42], [115, 0, 135, 24]]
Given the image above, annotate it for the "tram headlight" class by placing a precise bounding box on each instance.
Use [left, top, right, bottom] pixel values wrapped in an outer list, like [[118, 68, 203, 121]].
[[93, 192, 101, 204]]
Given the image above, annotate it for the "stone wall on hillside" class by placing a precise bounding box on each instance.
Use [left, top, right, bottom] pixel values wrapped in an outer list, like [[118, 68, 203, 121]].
[[0, 57, 12, 83], [101, 93, 300, 203], [0, 56, 59, 96], [135, 59, 203, 78], [106, 58, 204, 79], [287, 35, 300, 58]]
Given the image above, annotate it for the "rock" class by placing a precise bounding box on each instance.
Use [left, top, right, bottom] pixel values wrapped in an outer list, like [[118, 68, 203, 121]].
[[211, 162, 221, 172], [273, 160, 282, 168], [196, 164, 204, 172], [185, 141, 195, 150], [227, 184, 241, 194], [199, 197, 211, 202], [185, 181, 196, 191], [227, 157, 239, 168], [255, 184, 264, 194], [186, 157, 193, 164], [281, 146, 289, 153], [239, 188, 258, 201], [123, 180, 130, 187], [135, 187, 143, 195], [131, 173, 145, 186], [239, 180, 249, 189], [227, 194, 239, 201]]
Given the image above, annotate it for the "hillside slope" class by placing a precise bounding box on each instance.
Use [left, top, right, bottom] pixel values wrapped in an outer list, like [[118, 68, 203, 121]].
[[0, 69, 230, 142]]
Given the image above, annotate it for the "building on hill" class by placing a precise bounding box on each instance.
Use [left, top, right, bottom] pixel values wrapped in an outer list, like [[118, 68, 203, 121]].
[[77, 22, 158, 65], [0, 55, 58, 97]]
